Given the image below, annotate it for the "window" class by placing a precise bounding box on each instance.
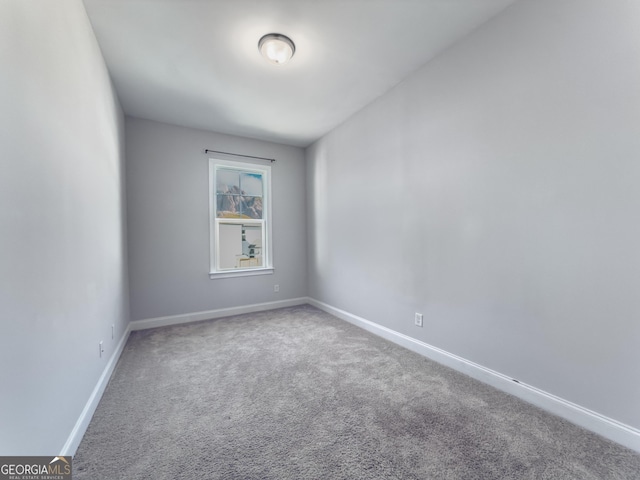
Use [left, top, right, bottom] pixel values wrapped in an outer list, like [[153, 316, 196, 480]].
[[209, 159, 273, 278]]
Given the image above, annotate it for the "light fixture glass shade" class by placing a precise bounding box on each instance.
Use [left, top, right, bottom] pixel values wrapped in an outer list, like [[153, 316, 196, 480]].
[[258, 34, 295, 65]]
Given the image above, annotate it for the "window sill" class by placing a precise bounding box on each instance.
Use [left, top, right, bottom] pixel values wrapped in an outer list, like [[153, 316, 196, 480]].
[[209, 267, 274, 280]]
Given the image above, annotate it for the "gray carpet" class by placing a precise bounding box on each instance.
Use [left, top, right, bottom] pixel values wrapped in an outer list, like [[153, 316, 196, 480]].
[[73, 305, 640, 479]]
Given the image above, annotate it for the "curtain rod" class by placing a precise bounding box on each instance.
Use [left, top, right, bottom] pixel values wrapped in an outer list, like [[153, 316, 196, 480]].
[[204, 149, 276, 163]]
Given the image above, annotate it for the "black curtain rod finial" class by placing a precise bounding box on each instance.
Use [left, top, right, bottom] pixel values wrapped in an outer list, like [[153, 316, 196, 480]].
[[204, 149, 276, 163]]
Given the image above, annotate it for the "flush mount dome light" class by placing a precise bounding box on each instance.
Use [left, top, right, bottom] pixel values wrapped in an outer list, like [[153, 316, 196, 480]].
[[258, 33, 295, 65]]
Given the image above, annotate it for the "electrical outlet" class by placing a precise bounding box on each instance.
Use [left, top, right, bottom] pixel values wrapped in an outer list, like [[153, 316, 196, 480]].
[[414, 313, 423, 327], [99, 341, 104, 358], [274, 284, 280, 292], [111, 324, 114, 340]]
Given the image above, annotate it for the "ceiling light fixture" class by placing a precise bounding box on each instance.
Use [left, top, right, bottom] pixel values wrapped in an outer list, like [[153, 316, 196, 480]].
[[258, 33, 295, 65]]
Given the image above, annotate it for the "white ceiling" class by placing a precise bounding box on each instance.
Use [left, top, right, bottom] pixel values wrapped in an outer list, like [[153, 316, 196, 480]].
[[83, 0, 517, 147]]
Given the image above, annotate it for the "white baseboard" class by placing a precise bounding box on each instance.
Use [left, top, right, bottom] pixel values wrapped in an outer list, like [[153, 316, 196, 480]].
[[307, 298, 640, 453], [63, 297, 640, 456], [62, 325, 132, 457], [130, 297, 309, 331]]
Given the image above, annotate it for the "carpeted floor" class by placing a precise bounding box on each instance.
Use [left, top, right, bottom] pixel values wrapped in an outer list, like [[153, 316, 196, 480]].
[[73, 305, 640, 479]]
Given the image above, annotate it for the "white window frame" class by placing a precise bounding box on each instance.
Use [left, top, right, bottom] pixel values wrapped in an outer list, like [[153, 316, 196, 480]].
[[209, 158, 274, 279]]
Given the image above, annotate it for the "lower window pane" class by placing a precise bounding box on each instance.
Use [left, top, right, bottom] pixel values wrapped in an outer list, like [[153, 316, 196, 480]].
[[218, 223, 263, 269]]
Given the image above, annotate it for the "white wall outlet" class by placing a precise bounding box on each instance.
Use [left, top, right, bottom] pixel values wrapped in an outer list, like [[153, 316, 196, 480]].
[[415, 313, 423, 327], [99, 341, 104, 358], [111, 324, 114, 340], [274, 284, 280, 292]]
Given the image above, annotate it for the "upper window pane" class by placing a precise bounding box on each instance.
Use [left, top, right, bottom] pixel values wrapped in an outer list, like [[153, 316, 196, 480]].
[[217, 194, 241, 218], [242, 196, 262, 219], [217, 169, 240, 194], [240, 172, 263, 197]]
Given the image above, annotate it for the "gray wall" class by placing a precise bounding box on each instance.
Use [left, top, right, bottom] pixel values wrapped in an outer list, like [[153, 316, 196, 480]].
[[0, 1, 128, 454], [126, 117, 307, 321], [306, 0, 640, 430]]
